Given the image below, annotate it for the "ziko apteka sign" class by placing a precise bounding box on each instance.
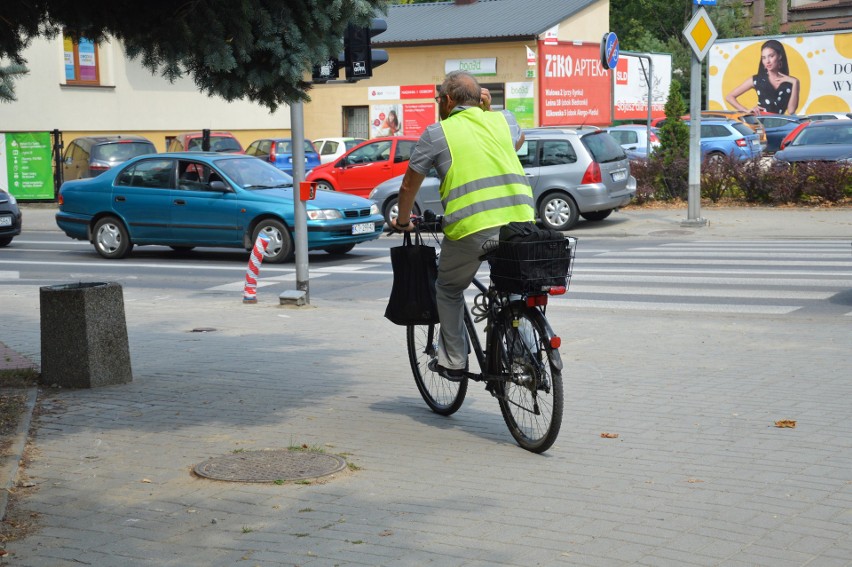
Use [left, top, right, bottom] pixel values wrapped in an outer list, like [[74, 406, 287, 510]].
[[0, 132, 54, 200], [707, 31, 852, 115]]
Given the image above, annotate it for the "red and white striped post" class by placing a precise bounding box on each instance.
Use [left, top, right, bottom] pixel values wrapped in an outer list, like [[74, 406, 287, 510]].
[[243, 233, 271, 303]]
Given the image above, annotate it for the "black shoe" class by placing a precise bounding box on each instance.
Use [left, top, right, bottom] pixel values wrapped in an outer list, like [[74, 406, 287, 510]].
[[428, 359, 466, 382]]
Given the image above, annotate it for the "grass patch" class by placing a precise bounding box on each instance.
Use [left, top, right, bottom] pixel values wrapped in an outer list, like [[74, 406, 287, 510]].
[[0, 368, 39, 388]]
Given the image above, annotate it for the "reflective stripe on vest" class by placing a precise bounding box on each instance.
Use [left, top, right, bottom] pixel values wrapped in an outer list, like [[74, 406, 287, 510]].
[[440, 108, 534, 240]]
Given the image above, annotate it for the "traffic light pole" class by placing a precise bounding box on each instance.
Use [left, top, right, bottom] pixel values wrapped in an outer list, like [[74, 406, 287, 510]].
[[290, 100, 310, 304]]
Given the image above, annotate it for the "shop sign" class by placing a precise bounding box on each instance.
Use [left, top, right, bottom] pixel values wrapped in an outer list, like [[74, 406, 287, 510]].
[[538, 41, 611, 126], [0, 132, 54, 200], [445, 58, 497, 76]]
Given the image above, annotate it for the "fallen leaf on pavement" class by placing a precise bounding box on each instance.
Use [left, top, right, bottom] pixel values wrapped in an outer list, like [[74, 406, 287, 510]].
[[141, 478, 152, 483], [774, 420, 796, 428], [600, 432, 619, 438], [687, 478, 704, 483]]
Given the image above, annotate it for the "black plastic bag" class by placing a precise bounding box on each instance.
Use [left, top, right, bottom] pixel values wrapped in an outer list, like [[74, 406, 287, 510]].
[[384, 230, 440, 326]]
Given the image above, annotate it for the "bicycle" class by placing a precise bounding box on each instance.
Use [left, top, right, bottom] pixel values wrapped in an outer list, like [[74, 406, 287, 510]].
[[402, 213, 576, 453]]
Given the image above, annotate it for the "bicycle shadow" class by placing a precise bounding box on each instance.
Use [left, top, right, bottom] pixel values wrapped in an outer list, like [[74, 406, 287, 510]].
[[369, 395, 550, 453]]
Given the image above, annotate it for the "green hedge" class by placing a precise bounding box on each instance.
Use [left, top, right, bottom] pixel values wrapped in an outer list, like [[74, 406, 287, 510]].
[[631, 156, 852, 205]]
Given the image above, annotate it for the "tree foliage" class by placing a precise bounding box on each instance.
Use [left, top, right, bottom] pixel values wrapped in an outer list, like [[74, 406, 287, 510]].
[[0, 0, 388, 109]]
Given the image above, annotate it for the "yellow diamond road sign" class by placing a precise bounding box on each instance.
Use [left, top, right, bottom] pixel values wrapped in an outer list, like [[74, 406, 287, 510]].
[[683, 7, 718, 62]]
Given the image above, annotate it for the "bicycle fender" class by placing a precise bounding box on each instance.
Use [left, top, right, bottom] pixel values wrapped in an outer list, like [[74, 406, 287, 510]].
[[507, 303, 564, 372]]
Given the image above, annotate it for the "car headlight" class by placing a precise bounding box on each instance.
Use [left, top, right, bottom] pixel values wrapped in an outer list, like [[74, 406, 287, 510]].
[[307, 209, 343, 220], [7, 193, 16, 205], [370, 203, 380, 215]]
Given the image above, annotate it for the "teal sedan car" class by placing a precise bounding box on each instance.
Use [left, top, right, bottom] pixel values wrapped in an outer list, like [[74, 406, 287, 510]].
[[56, 152, 384, 262]]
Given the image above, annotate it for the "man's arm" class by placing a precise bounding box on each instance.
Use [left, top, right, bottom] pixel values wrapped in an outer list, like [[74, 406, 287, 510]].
[[393, 166, 427, 231]]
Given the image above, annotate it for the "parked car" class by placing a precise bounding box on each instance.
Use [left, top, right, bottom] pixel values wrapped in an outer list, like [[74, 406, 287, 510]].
[[166, 131, 244, 153], [0, 188, 22, 247], [603, 125, 660, 159], [313, 137, 367, 164], [369, 128, 636, 231], [701, 110, 767, 150], [62, 135, 157, 181], [684, 119, 762, 162], [245, 138, 321, 176], [755, 114, 809, 153], [55, 153, 384, 262], [305, 136, 419, 198], [773, 119, 852, 163], [804, 112, 852, 121], [779, 121, 811, 151]]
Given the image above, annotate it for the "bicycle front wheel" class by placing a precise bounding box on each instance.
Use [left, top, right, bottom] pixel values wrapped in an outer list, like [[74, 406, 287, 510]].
[[407, 323, 467, 416], [492, 306, 563, 453]]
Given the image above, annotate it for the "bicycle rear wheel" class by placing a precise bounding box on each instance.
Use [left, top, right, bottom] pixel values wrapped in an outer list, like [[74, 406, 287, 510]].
[[492, 306, 563, 453], [407, 323, 467, 416]]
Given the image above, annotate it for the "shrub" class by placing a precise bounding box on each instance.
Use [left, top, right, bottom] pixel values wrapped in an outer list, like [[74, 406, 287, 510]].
[[800, 161, 852, 204], [701, 154, 738, 202]]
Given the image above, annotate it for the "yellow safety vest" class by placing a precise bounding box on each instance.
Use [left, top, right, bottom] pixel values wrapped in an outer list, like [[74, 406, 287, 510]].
[[440, 108, 535, 240]]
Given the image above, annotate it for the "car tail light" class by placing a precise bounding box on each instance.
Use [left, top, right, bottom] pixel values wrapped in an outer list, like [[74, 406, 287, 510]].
[[581, 162, 602, 184], [89, 164, 109, 173], [649, 131, 660, 143], [58, 194, 64, 205], [735, 138, 748, 147]]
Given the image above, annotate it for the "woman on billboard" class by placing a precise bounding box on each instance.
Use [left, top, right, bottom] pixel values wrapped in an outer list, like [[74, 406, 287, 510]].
[[725, 39, 800, 115]]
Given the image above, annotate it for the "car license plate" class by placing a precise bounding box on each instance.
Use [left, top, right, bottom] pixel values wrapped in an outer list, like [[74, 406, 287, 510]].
[[352, 222, 374, 235], [0, 216, 11, 227], [611, 169, 627, 182]]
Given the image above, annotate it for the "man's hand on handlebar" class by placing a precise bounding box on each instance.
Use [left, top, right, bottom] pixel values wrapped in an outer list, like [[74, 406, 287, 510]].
[[391, 216, 415, 233]]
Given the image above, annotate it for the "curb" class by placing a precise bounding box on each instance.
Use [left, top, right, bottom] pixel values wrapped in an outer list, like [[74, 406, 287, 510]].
[[0, 387, 38, 522]]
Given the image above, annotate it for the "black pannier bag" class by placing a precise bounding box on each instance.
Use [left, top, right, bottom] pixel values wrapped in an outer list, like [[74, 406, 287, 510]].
[[384, 230, 440, 325], [487, 222, 575, 294]]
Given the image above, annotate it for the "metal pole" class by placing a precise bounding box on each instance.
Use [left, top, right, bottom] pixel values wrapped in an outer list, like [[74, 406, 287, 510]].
[[647, 57, 653, 157], [290, 101, 310, 303], [686, 5, 705, 225]]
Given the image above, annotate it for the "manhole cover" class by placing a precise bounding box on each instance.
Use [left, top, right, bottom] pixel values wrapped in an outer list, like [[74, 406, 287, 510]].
[[194, 450, 347, 483]]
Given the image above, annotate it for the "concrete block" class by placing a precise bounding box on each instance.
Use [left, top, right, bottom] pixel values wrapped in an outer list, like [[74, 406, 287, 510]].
[[39, 282, 132, 388]]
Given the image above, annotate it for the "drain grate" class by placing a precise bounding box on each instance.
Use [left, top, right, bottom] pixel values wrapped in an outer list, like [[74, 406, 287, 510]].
[[194, 449, 346, 483]]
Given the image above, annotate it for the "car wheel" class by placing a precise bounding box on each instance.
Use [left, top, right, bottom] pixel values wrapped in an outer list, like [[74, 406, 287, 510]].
[[707, 152, 725, 165], [580, 209, 613, 222], [93, 216, 133, 259], [0, 237, 12, 247], [253, 219, 294, 263], [383, 197, 420, 226], [324, 243, 356, 255], [538, 192, 579, 231], [315, 180, 335, 192]]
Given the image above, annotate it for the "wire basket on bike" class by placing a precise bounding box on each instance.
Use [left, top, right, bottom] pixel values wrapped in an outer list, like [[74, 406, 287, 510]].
[[486, 236, 576, 294]]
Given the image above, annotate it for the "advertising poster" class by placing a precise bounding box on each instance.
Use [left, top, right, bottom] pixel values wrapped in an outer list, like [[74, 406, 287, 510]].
[[613, 53, 672, 120], [538, 41, 611, 126], [371, 104, 403, 137], [708, 31, 852, 115], [505, 82, 535, 128], [0, 132, 54, 200], [402, 104, 436, 137]]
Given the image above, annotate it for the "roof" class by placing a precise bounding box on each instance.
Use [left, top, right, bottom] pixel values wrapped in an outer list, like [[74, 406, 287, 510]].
[[374, 0, 600, 46]]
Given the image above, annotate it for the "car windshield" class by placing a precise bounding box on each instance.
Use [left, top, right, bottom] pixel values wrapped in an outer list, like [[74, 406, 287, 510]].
[[274, 140, 316, 154], [582, 132, 626, 163], [732, 123, 753, 136], [793, 125, 852, 146], [216, 158, 293, 189], [187, 136, 242, 152], [345, 139, 365, 150], [92, 142, 155, 162]]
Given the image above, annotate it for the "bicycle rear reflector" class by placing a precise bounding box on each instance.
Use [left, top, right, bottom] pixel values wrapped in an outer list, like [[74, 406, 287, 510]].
[[550, 336, 562, 349], [548, 286, 567, 295], [526, 295, 548, 307]]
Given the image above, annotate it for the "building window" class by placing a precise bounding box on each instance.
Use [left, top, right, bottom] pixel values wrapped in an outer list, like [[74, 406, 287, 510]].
[[64, 35, 100, 85]]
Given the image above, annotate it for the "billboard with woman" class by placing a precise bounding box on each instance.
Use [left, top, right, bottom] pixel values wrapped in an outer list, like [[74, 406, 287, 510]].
[[708, 31, 852, 116]]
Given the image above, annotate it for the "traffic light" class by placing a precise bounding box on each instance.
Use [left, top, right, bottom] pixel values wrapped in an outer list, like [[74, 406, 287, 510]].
[[343, 18, 388, 82], [312, 18, 388, 84]]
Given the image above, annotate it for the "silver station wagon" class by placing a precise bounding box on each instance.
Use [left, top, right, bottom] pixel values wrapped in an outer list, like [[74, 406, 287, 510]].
[[369, 127, 636, 231]]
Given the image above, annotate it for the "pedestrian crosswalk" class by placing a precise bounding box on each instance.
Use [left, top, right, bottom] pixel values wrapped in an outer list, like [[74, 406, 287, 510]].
[[305, 239, 851, 316]]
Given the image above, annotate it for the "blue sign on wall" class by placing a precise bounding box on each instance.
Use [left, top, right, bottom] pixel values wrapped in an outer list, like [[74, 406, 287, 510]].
[[694, 0, 717, 5]]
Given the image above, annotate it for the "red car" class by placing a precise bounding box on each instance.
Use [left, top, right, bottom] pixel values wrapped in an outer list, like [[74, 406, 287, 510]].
[[167, 131, 244, 153], [305, 136, 419, 198], [778, 120, 811, 151]]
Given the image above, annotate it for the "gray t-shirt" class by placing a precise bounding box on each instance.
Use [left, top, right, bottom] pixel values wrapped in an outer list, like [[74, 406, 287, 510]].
[[408, 108, 522, 179]]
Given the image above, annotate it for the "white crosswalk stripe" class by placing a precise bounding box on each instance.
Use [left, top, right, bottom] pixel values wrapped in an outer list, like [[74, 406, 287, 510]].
[[200, 240, 851, 315]]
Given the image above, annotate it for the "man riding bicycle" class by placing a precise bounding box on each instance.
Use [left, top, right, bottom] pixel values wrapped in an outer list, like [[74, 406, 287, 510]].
[[392, 70, 535, 381]]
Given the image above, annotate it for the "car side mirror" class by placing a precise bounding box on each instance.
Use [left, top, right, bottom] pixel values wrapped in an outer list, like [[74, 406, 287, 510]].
[[209, 180, 229, 192], [394, 154, 408, 163]]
